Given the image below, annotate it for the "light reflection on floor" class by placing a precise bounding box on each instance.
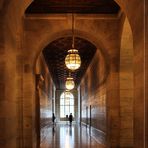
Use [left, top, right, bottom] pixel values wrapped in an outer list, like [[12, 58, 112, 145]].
[[40, 123, 105, 148], [60, 126, 74, 148]]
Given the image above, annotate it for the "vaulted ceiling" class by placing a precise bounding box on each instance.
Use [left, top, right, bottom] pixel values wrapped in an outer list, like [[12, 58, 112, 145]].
[[26, 0, 120, 90], [43, 37, 96, 89]]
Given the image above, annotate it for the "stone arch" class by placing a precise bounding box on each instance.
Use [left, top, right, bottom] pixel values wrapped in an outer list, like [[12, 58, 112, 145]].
[[114, 1, 145, 147], [119, 17, 134, 147], [34, 29, 110, 144], [34, 29, 110, 72], [34, 29, 110, 88]]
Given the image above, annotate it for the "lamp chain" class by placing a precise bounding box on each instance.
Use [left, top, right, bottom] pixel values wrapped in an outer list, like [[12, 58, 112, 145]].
[[72, 13, 75, 48]]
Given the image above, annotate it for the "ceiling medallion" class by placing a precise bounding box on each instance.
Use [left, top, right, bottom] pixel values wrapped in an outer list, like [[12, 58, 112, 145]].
[[65, 13, 81, 71]]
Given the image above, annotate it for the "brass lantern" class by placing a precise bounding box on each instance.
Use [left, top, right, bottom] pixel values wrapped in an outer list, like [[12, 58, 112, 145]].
[[65, 48, 81, 70], [65, 77, 75, 90], [65, 13, 81, 71]]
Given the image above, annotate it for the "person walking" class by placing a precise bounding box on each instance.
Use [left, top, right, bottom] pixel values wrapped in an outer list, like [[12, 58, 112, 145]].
[[52, 113, 56, 125], [66, 115, 69, 124], [69, 113, 73, 126]]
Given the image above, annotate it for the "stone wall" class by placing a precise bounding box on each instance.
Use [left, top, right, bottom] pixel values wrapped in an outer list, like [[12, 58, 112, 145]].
[[146, 2, 148, 147], [115, 1, 146, 147], [80, 49, 107, 144], [0, 1, 25, 147], [0, 1, 35, 147], [36, 55, 55, 146], [119, 17, 134, 147], [79, 15, 134, 147]]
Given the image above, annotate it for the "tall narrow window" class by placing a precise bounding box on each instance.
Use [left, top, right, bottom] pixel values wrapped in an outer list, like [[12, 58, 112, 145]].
[[60, 92, 74, 118]]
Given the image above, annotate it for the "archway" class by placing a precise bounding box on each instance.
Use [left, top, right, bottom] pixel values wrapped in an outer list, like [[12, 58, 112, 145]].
[[34, 33, 108, 146]]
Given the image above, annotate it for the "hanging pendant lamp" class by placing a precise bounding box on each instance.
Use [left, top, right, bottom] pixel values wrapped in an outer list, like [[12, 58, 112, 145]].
[[65, 72, 75, 90], [65, 77, 75, 90], [65, 13, 81, 71]]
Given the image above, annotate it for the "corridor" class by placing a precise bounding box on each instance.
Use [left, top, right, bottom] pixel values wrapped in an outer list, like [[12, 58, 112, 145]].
[[0, 0, 147, 148], [40, 123, 105, 148]]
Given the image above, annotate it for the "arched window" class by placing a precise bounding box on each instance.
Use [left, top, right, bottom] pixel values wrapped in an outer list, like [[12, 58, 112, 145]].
[[60, 92, 74, 118]]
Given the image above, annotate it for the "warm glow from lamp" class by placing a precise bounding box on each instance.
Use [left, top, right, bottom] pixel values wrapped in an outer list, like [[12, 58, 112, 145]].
[[65, 77, 75, 90], [65, 49, 81, 70]]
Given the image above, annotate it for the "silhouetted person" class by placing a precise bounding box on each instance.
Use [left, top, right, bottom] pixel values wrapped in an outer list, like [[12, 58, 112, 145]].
[[52, 113, 56, 125], [69, 113, 73, 126], [66, 115, 68, 124]]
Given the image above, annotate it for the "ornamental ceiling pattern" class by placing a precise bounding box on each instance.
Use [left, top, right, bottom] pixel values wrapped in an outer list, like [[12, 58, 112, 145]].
[[43, 37, 96, 89]]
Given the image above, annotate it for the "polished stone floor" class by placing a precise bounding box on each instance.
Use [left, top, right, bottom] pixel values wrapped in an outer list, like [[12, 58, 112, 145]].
[[40, 122, 105, 148]]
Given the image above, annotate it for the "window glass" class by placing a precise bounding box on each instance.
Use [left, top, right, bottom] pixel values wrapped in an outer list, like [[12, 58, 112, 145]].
[[70, 106, 74, 114], [70, 98, 74, 105], [60, 99, 64, 105], [60, 106, 64, 117], [65, 99, 70, 105], [60, 92, 74, 118]]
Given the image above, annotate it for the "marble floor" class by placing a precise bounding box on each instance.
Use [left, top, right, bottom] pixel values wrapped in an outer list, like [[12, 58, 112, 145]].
[[40, 122, 105, 148]]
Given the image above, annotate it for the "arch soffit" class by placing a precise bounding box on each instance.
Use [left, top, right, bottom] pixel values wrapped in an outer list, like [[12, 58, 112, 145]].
[[34, 29, 110, 73]]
